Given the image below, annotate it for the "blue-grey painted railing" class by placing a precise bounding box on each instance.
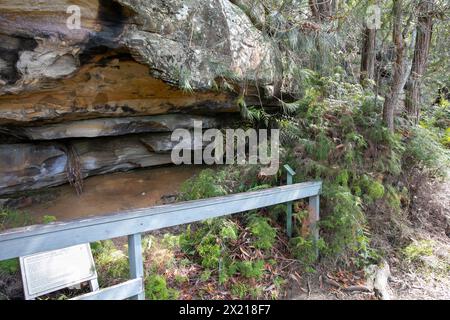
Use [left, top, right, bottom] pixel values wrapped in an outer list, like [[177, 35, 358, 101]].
[[284, 164, 296, 238], [0, 179, 322, 300]]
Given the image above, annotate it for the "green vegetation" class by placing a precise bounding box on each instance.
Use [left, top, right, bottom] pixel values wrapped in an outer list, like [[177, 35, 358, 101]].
[[0, 210, 57, 275], [0, 259, 19, 275], [1, 0, 449, 301], [1, 67, 447, 302], [0, 208, 34, 232], [247, 215, 276, 250], [403, 240, 434, 264], [145, 274, 180, 300], [235, 260, 265, 279], [169, 71, 448, 291], [174, 68, 448, 280], [404, 126, 449, 176], [42, 215, 57, 224], [178, 169, 228, 201], [276, 71, 448, 268], [177, 176, 287, 298], [91, 240, 129, 286]]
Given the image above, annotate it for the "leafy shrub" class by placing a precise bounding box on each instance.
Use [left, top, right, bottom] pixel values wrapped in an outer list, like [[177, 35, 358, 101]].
[[366, 180, 385, 201], [0, 208, 34, 231], [176, 72, 448, 275], [161, 233, 181, 250], [200, 270, 212, 282], [179, 225, 197, 255], [320, 183, 368, 258], [356, 175, 385, 202], [230, 283, 249, 299], [335, 170, 349, 187], [42, 215, 57, 224], [219, 220, 239, 241], [230, 282, 263, 299], [441, 128, 450, 148], [310, 132, 332, 161], [290, 236, 322, 272], [0, 259, 19, 275], [385, 185, 403, 212], [404, 127, 449, 176], [180, 219, 238, 270], [248, 215, 276, 250], [403, 240, 434, 263], [91, 240, 129, 285], [178, 215, 277, 290], [179, 169, 227, 201], [145, 274, 179, 300], [197, 240, 221, 269], [421, 103, 450, 149], [236, 260, 265, 279], [0, 212, 56, 275], [174, 274, 189, 285]]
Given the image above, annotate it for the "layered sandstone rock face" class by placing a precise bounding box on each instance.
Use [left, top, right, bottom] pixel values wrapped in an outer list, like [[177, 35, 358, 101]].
[[0, 0, 280, 197]]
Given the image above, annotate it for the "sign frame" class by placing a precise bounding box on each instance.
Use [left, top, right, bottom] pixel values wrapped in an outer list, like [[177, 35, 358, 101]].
[[20, 243, 98, 300]]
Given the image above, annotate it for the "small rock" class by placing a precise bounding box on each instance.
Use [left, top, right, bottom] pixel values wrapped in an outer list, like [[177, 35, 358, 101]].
[[374, 260, 392, 300]]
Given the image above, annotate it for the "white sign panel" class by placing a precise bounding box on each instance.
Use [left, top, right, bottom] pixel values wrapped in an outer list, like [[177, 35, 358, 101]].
[[20, 244, 97, 299]]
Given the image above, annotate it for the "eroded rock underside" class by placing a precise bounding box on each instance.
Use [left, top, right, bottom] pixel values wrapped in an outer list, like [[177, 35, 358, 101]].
[[0, 0, 282, 197]]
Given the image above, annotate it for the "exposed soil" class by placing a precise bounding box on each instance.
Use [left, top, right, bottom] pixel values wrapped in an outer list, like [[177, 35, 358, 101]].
[[390, 170, 450, 300]]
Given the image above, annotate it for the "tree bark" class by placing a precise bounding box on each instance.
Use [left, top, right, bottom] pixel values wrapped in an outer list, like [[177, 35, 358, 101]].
[[360, 26, 377, 85], [404, 0, 434, 122], [309, 0, 334, 20], [383, 0, 407, 132]]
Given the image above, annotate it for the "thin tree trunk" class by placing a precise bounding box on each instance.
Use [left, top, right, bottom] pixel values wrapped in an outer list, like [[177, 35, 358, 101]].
[[383, 0, 407, 132], [360, 26, 377, 85], [404, 0, 434, 122], [309, 0, 320, 19], [309, 0, 333, 20]]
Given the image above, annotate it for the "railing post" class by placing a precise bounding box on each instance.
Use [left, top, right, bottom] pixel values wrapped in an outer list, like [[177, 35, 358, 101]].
[[128, 233, 145, 300], [284, 165, 296, 238], [308, 195, 320, 257]]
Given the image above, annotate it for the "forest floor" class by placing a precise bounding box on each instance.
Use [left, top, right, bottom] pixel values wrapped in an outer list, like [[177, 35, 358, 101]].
[[291, 173, 450, 300], [1, 171, 448, 300]]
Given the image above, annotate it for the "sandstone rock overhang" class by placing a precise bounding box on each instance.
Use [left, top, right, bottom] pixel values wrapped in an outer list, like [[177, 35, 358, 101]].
[[2, 114, 221, 140], [0, 138, 173, 196], [0, 56, 238, 125], [0, 0, 280, 113], [0, 0, 282, 198]]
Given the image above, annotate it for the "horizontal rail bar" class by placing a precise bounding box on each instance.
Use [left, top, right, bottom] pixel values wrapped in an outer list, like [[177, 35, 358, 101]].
[[70, 278, 143, 300], [0, 181, 322, 260]]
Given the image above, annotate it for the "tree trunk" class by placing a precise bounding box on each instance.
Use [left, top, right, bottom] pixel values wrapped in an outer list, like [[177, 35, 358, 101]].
[[404, 0, 434, 122], [360, 26, 377, 85], [383, 0, 407, 132], [309, 0, 334, 20]]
